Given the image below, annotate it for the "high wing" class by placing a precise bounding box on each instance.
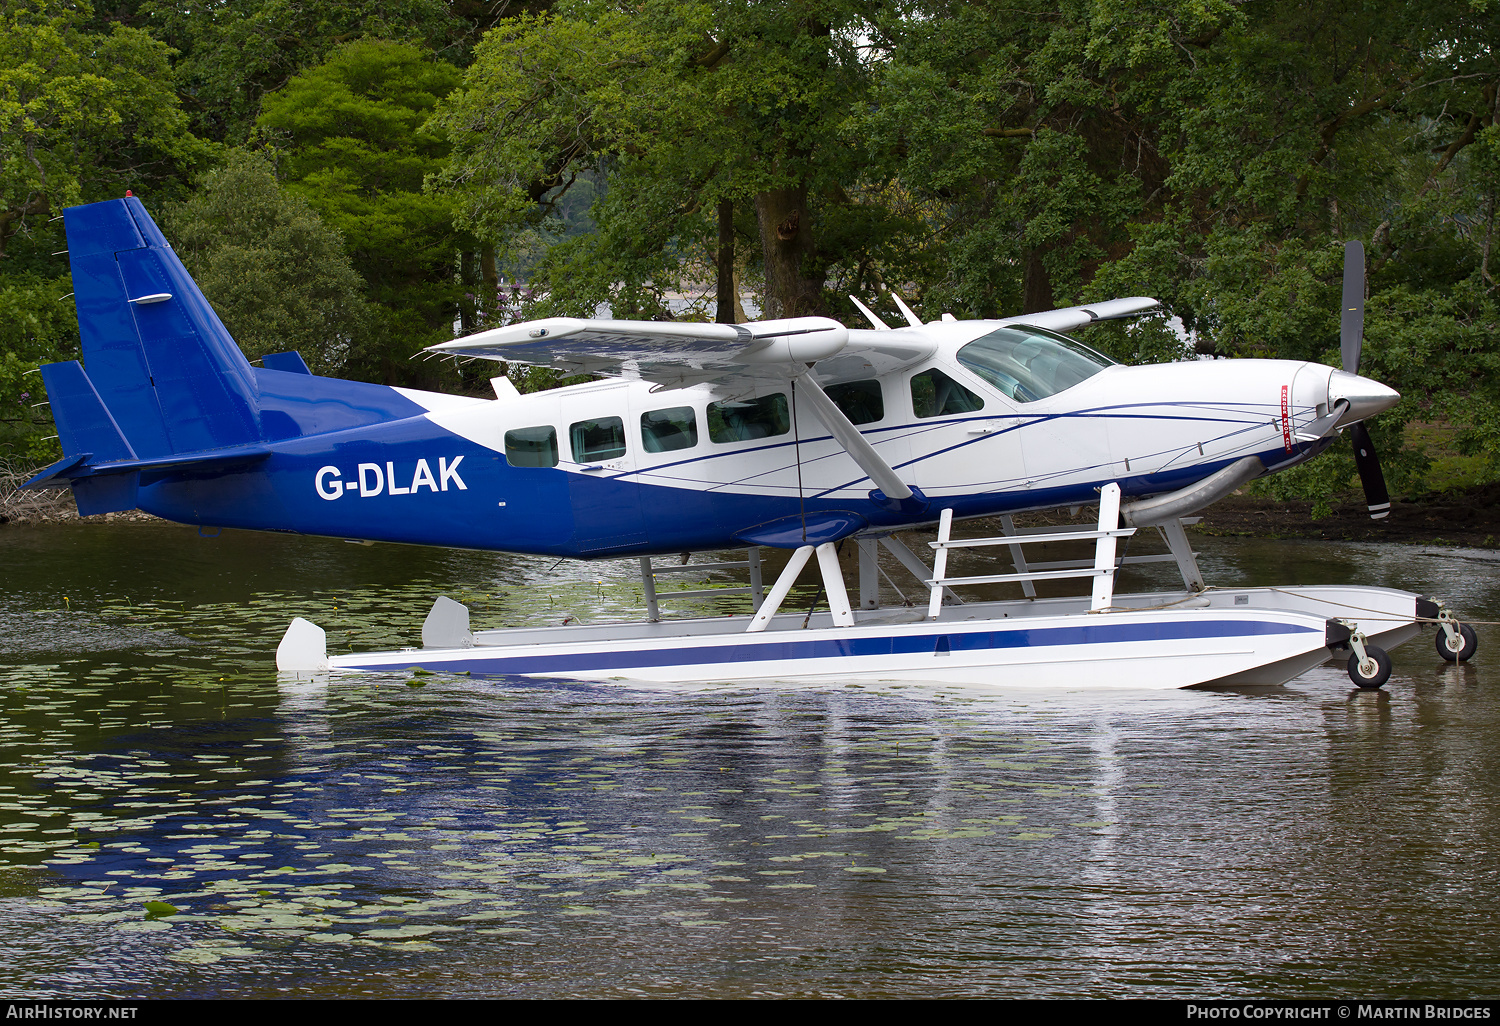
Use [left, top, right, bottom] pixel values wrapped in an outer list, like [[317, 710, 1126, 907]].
[[424, 314, 939, 389], [994, 297, 1160, 333], [423, 298, 1160, 386]]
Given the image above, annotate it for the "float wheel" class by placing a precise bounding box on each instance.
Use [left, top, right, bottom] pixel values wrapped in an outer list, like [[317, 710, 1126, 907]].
[[1348, 647, 1392, 690], [1436, 623, 1478, 663]]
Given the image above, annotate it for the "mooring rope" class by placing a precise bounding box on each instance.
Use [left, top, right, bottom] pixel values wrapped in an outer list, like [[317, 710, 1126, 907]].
[[1090, 586, 1494, 625], [1265, 587, 1499, 625]]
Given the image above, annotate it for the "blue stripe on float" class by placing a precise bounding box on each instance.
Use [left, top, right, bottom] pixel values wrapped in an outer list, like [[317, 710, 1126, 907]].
[[344, 619, 1318, 676]]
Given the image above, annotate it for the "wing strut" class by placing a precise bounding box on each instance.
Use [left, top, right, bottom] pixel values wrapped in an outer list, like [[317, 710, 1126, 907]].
[[792, 370, 912, 502]]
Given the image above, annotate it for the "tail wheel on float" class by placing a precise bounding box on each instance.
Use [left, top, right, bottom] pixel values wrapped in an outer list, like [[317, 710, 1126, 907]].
[[1348, 646, 1392, 690], [1436, 623, 1479, 663]]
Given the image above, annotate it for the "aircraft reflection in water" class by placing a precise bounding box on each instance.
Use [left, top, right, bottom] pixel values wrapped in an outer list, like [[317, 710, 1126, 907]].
[[26, 196, 1476, 691]]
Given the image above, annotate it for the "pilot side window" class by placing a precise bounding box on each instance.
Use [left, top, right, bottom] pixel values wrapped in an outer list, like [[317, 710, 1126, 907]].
[[911, 368, 985, 418], [570, 416, 627, 462], [504, 425, 559, 468], [640, 407, 698, 453], [707, 394, 790, 443], [824, 379, 884, 425]]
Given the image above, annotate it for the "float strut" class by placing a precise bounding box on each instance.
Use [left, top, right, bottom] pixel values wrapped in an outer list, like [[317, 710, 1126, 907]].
[[746, 546, 815, 633]]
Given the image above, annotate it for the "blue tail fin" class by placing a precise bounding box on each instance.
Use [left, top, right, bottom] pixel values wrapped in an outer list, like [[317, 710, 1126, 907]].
[[61, 196, 261, 457]]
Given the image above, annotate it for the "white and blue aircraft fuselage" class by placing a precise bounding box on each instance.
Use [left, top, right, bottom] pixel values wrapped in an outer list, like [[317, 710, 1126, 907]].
[[27, 196, 1399, 559]]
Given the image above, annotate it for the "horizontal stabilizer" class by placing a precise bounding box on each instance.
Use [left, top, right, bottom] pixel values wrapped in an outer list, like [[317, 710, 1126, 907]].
[[22, 442, 270, 492], [20, 457, 144, 517], [262, 351, 312, 375], [19, 454, 91, 491]]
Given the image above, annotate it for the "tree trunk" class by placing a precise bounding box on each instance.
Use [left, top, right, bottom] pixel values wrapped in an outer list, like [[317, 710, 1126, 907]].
[[480, 243, 499, 326], [731, 262, 748, 324], [460, 249, 477, 334], [755, 186, 825, 319], [715, 198, 736, 323], [1021, 246, 1054, 314]]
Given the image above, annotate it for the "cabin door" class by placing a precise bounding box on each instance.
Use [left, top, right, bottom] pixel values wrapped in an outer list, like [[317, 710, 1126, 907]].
[[557, 387, 648, 553]]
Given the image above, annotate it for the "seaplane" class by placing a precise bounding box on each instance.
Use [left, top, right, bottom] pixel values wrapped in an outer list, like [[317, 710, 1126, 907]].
[[23, 195, 1480, 691]]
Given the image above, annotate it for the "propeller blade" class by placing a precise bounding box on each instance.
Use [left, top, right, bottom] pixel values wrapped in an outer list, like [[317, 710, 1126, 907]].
[[1340, 240, 1365, 373], [1348, 421, 1390, 519]]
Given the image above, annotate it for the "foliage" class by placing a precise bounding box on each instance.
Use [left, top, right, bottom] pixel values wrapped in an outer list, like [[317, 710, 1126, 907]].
[[431, 0, 905, 321], [257, 40, 467, 385], [0, 272, 75, 463], [853, 0, 1500, 502], [0, 0, 209, 459], [3, 0, 1498, 506], [136, 0, 470, 145], [0, 0, 211, 260], [161, 150, 371, 375]]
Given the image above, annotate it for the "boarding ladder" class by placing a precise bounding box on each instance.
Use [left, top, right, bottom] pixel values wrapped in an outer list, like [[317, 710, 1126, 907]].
[[640, 549, 765, 621], [923, 482, 1204, 615]]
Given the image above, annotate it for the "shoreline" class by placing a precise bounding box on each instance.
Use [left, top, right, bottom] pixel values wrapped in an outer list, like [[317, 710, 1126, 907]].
[[0, 484, 161, 526], [1192, 487, 1500, 550]]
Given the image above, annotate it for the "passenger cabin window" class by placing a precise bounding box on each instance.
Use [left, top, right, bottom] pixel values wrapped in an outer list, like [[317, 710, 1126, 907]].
[[641, 406, 698, 453], [707, 394, 790, 443], [956, 325, 1116, 403], [911, 368, 984, 418], [505, 425, 559, 468], [570, 416, 627, 462], [824, 379, 884, 425]]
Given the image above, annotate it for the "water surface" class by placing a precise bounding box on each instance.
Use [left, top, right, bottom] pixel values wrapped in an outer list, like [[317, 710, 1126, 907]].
[[1, 523, 1497, 998]]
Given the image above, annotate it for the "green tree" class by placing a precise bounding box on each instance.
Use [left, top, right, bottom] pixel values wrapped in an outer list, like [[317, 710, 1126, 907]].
[[162, 150, 371, 374], [257, 39, 467, 385], [136, 0, 472, 145], [432, 0, 913, 323], [1, 0, 208, 259], [0, 0, 209, 460], [853, 0, 1498, 502], [0, 273, 76, 462]]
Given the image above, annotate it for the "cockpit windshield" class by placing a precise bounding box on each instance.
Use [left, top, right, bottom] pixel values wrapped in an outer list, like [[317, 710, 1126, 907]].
[[956, 325, 1117, 403]]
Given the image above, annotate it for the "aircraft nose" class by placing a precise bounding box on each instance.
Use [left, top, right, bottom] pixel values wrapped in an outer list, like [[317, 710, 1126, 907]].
[[1328, 369, 1400, 425]]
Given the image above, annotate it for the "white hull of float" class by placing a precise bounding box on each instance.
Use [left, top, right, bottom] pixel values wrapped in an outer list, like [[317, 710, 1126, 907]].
[[276, 493, 1451, 691], [279, 583, 1429, 691]]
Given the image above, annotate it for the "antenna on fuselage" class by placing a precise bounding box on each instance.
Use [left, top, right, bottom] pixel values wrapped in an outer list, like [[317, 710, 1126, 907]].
[[848, 295, 891, 331], [889, 291, 924, 328]]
